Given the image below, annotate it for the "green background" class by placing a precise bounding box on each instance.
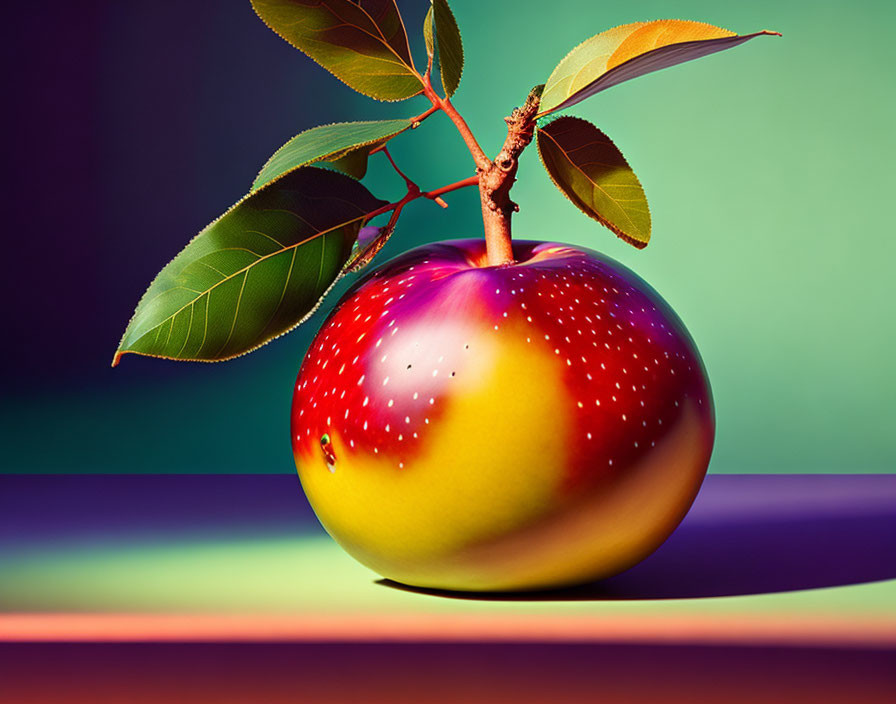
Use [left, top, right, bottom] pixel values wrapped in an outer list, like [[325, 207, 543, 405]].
[[4, 0, 893, 474]]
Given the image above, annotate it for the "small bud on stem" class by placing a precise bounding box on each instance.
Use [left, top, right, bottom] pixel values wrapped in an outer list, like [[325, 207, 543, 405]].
[[477, 85, 543, 266]]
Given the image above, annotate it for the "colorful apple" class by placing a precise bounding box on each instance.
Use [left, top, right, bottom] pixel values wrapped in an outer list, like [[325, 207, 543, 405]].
[[112, 5, 776, 592], [291, 239, 714, 592]]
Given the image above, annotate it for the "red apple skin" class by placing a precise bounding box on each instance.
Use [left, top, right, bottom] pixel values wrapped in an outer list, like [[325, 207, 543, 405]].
[[291, 239, 714, 591]]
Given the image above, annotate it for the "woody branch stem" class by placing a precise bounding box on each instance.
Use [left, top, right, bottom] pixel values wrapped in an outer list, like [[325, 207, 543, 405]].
[[478, 86, 543, 266]]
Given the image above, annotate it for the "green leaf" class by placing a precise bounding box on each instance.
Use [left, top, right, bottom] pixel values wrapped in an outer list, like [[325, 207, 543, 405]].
[[251, 0, 421, 101], [537, 116, 650, 248], [345, 222, 396, 272], [113, 167, 387, 366], [326, 148, 371, 180], [252, 119, 414, 191], [423, 6, 435, 59], [428, 0, 463, 97], [540, 20, 780, 115]]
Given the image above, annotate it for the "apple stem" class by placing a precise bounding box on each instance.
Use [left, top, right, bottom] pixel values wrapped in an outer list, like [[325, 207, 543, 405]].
[[410, 104, 439, 129], [365, 175, 480, 222], [478, 86, 543, 265], [417, 72, 542, 266], [479, 201, 515, 265], [419, 74, 491, 172], [424, 175, 481, 201], [378, 148, 447, 207], [381, 146, 417, 191]]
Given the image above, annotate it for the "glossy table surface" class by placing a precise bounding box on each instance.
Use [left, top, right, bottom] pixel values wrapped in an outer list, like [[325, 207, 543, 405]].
[[1, 473, 894, 644], [2, 473, 894, 703]]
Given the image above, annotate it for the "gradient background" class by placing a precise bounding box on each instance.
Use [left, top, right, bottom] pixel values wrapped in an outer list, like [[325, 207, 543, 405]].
[[3, 0, 894, 477], [2, 3, 894, 699]]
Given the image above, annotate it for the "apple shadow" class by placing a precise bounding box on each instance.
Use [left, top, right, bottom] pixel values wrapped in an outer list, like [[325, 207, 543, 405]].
[[378, 474, 896, 601]]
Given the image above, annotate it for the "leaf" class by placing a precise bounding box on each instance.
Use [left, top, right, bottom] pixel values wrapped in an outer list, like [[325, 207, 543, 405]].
[[251, 0, 421, 101], [113, 167, 387, 366], [423, 6, 435, 59], [537, 116, 650, 248], [252, 118, 413, 191], [426, 0, 463, 97], [326, 148, 371, 180], [345, 222, 396, 272], [539, 20, 780, 115]]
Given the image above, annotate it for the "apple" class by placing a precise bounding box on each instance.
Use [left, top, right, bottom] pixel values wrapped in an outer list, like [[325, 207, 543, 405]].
[[291, 239, 714, 591]]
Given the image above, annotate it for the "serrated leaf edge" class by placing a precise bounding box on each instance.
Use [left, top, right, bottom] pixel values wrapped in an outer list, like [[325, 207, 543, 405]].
[[250, 0, 423, 103], [432, 0, 464, 97], [113, 167, 384, 367], [344, 222, 396, 273], [112, 253, 355, 367], [423, 5, 435, 58], [536, 118, 650, 250], [252, 118, 414, 192], [539, 20, 778, 115]]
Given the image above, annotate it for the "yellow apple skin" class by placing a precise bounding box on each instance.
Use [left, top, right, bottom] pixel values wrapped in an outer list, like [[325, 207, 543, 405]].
[[292, 240, 714, 591]]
